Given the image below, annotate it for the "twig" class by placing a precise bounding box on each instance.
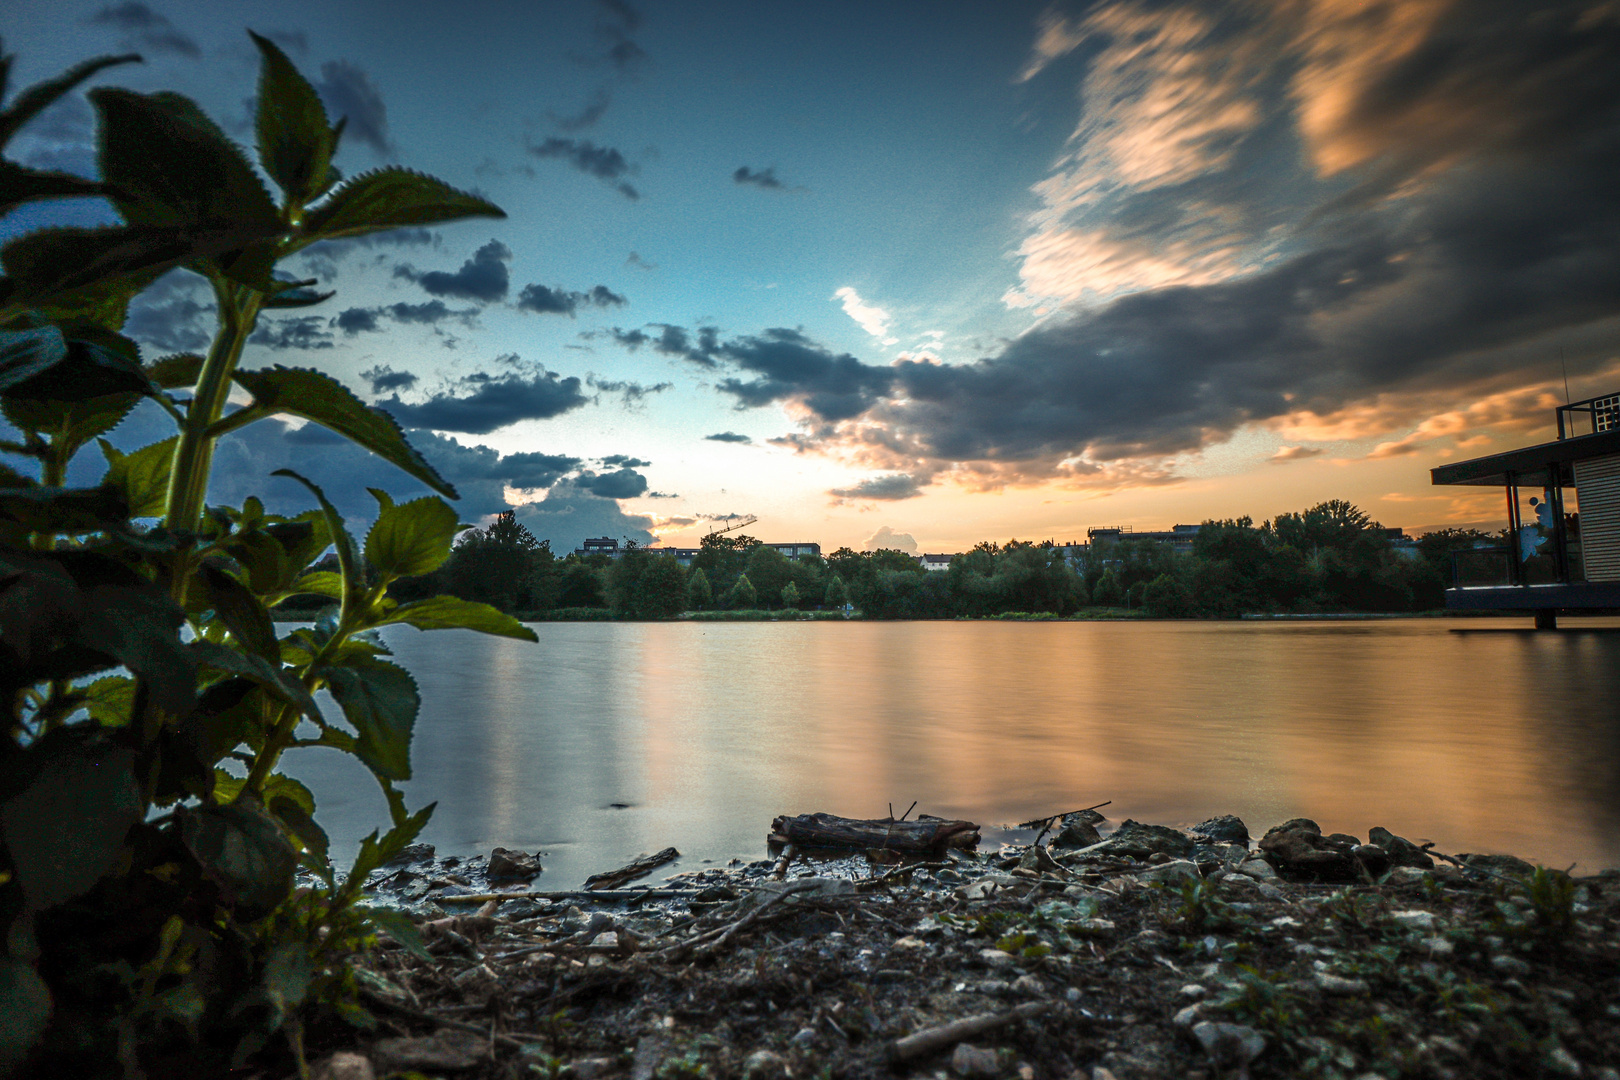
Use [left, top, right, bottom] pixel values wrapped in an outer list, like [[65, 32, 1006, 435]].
[[691, 880, 821, 959], [886, 1002, 1052, 1062], [358, 988, 530, 1050], [437, 888, 701, 905], [771, 844, 798, 881]]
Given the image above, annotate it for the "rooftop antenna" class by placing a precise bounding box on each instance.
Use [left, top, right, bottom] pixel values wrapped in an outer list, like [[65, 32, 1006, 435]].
[[1561, 345, 1571, 405]]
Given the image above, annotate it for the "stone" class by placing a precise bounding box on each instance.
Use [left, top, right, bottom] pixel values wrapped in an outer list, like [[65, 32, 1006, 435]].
[[565, 1059, 615, 1080], [1390, 910, 1438, 932], [1368, 827, 1435, 869], [1462, 852, 1538, 879], [1257, 820, 1363, 883], [1314, 972, 1369, 995], [892, 935, 927, 950], [1236, 856, 1280, 882], [978, 947, 1018, 968], [1190, 1022, 1266, 1068], [372, 1030, 484, 1072], [1491, 954, 1531, 977], [1072, 819, 1194, 860], [1189, 815, 1249, 846], [1012, 973, 1045, 996], [743, 1049, 789, 1080], [951, 1043, 1001, 1077], [382, 842, 434, 868], [1325, 832, 1362, 848], [488, 847, 541, 881], [1172, 1003, 1205, 1028], [790, 1027, 818, 1048], [1178, 984, 1208, 1000], [312, 1052, 375, 1080], [1352, 845, 1391, 876], [1052, 814, 1103, 849], [1386, 867, 1433, 887], [1139, 859, 1202, 886], [1545, 1046, 1584, 1077]]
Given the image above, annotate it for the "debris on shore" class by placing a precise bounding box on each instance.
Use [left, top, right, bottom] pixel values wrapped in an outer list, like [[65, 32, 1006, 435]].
[[300, 811, 1620, 1080]]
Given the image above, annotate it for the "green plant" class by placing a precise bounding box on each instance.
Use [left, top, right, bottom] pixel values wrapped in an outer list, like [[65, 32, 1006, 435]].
[[0, 33, 535, 1075]]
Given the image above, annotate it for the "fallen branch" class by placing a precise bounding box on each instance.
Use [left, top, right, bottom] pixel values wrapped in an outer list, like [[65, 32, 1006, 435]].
[[770, 812, 979, 853], [584, 847, 681, 890], [886, 1001, 1052, 1062], [437, 888, 700, 905]]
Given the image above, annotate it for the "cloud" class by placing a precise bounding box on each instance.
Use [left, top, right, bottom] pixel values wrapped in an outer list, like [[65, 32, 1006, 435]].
[[395, 240, 511, 302], [705, 431, 752, 444], [384, 300, 480, 326], [123, 270, 212, 352], [600, 455, 650, 468], [1269, 445, 1324, 464], [315, 60, 392, 155], [361, 365, 418, 394], [588, 0, 648, 73], [529, 138, 639, 199], [249, 317, 334, 351], [734, 166, 784, 190], [587, 376, 671, 405], [550, 88, 612, 132], [516, 282, 627, 316], [377, 366, 590, 434], [334, 307, 380, 335], [831, 473, 930, 502], [864, 526, 919, 554], [626, 251, 656, 270], [577, 468, 649, 499], [514, 480, 656, 552], [834, 287, 897, 344], [714, 328, 894, 421], [88, 3, 200, 57], [603, 323, 720, 367], [503, 451, 584, 490]]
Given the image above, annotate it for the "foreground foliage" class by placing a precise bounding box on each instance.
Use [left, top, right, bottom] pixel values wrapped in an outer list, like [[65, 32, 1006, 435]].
[[0, 34, 536, 1075]]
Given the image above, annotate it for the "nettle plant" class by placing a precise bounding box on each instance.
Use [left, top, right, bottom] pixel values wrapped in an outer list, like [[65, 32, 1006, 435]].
[[0, 34, 537, 1074]]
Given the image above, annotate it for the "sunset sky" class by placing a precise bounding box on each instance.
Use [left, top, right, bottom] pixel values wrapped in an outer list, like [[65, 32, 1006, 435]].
[[4, 0, 1618, 553]]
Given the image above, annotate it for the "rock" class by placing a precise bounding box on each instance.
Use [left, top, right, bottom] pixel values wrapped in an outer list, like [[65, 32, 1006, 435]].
[[1386, 866, 1434, 887], [951, 1043, 1001, 1077], [1190, 1021, 1266, 1068], [1352, 845, 1391, 876], [1390, 910, 1438, 932], [1178, 984, 1208, 1000], [1191, 843, 1246, 869], [312, 1052, 375, 1080], [743, 1049, 789, 1080], [1314, 971, 1369, 995], [1236, 856, 1280, 882], [1072, 820, 1193, 860], [488, 847, 541, 881], [1012, 973, 1045, 996], [1545, 1046, 1584, 1077], [372, 1030, 485, 1072], [1139, 859, 1202, 886], [1051, 815, 1103, 849], [1491, 954, 1531, 977], [565, 1059, 616, 1080], [382, 842, 434, 868], [892, 935, 927, 950], [1257, 820, 1363, 883], [956, 874, 1018, 900], [790, 1027, 818, 1048], [1189, 815, 1249, 846], [1462, 852, 1538, 879], [1325, 832, 1362, 848], [1172, 1003, 1205, 1028], [978, 948, 1018, 968], [1368, 827, 1435, 869]]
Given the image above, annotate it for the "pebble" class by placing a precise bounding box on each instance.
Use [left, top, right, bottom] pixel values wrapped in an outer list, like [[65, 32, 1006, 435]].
[[311, 1052, 374, 1080], [978, 948, 1017, 968], [1314, 971, 1370, 995], [790, 1027, 817, 1048], [1178, 983, 1208, 1000], [743, 1049, 788, 1080], [1491, 954, 1532, 977], [951, 1043, 1000, 1077], [1545, 1046, 1584, 1077], [1172, 1003, 1205, 1028], [1191, 1021, 1266, 1067], [1012, 973, 1045, 996], [1421, 935, 1454, 956], [1391, 910, 1438, 932]]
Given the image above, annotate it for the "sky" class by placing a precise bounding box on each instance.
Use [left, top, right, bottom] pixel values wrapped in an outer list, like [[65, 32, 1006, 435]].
[[4, 0, 1619, 554]]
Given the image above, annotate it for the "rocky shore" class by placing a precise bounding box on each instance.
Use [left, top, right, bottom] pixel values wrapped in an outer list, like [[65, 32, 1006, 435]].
[[296, 812, 1620, 1080]]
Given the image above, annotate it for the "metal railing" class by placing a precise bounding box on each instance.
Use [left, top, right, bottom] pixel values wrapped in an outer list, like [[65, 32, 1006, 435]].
[[1556, 392, 1620, 439]]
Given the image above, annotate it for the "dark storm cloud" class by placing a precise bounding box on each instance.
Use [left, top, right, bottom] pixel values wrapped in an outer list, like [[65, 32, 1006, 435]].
[[378, 367, 589, 434], [316, 61, 391, 155], [829, 474, 929, 502], [395, 241, 511, 302], [733, 166, 784, 190], [713, 328, 894, 421], [600, 455, 650, 468], [516, 282, 627, 316], [335, 307, 380, 335], [577, 468, 648, 500], [529, 138, 639, 199], [88, 3, 200, 57], [249, 317, 334, 351], [603, 323, 719, 367], [503, 451, 584, 490], [123, 271, 212, 353], [384, 300, 479, 326], [361, 365, 418, 394], [513, 483, 655, 551], [704, 432, 752, 444]]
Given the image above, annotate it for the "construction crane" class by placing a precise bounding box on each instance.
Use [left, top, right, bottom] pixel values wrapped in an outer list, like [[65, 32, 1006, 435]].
[[705, 514, 758, 537]]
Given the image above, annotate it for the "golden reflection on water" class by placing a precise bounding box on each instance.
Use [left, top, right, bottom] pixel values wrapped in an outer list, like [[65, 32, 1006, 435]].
[[286, 619, 1620, 884]]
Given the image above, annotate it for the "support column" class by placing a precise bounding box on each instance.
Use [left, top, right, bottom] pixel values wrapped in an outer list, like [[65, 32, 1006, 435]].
[[1535, 608, 1558, 630]]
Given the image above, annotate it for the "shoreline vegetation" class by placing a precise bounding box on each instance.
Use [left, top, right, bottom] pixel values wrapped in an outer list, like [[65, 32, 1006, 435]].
[[306, 501, 1528, 627], [302, 809, 1620, 1080]]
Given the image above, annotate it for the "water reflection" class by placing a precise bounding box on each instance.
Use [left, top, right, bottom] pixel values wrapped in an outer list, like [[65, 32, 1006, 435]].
[[279, 619, 1620, 885]]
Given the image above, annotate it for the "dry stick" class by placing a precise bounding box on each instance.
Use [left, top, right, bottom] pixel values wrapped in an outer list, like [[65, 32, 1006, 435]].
[[691, 879, 821, 959], [771, 844, 798, 880], [359, 988, 530, 1051], [886, 1001, 1053, 1063], [437, 888, 700, 905]]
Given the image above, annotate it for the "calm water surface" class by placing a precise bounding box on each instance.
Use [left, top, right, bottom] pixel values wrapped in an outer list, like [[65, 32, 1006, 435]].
[[281, 619, 1620, 885]]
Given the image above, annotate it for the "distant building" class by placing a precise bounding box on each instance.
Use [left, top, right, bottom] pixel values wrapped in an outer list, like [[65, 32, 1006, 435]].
[[589, 540, 826, 568], [1086, 524, 1203, 553], [916, 553, 956, 572]]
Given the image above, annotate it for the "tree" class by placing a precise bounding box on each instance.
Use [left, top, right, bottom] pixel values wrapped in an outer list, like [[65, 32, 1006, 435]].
[[743, 544, 793, 607], [824, 573, 849, 608], [780, 581, 800, 609], [728, 572, 758, 609], [687, 566, 713, 609], [1142, 573, 1195, 616], [1093, 568, 1125, 606], [606, 547, 686, 617], [558, 558, 606, 607]]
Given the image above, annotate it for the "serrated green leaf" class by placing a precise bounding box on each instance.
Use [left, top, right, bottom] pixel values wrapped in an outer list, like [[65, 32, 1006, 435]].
[[341, 800, 434, 902], [0, 50, 140, 148], [269, 791, 328, 865], [0, 323, 153, 401], [198, 561, 279, 660], [0, 483, 129, 534], [301, 167, 503, 241], [360, 906, 432, 962], [0, 957, 51, 1069], [0, 729, 140, 911], [226, 527, 293, 595], [178, 801, 297, 920], [271, 468, 359, 604], [0, 223, 251, 316], [240, 367, 454, 497], [249, 30, 335, 206], [0, 159, 106, 214], [144, 352, 204, 389], [190, 640, 320, 723], [81, 673, 136, 727], [290, 570, 343, 599], [6, 390, 140, 459], [98, 434, 175, 518], [91, 88, 280, 231], [364, 495, 458, 580], [318, 656, 419, 782], [379, 595, 538, 641]]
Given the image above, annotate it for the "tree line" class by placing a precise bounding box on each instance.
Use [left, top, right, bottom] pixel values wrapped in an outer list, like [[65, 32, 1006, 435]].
[[371, 501, 1500, 620]]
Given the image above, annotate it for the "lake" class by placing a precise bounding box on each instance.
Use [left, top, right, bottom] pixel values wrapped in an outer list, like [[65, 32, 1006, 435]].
[[280, 618, 1620, 885]]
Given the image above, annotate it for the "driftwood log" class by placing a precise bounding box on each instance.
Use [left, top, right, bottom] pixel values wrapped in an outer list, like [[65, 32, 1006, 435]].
[[584, 846, 681, 890], [769, 812, 979, 853]]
